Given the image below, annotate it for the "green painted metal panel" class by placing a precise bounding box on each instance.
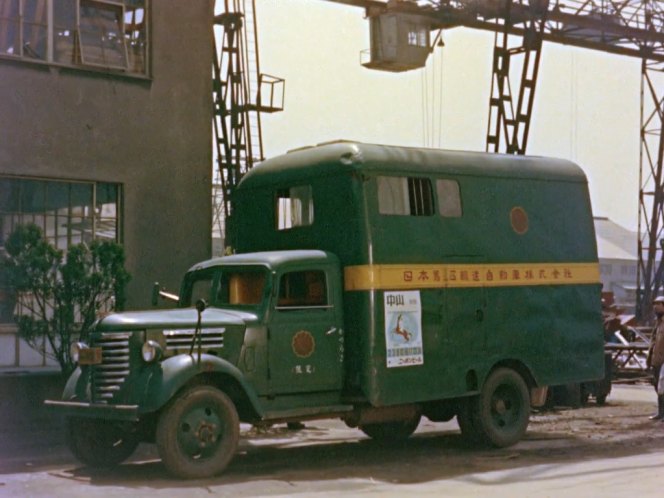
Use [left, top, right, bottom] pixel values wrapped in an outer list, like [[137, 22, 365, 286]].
[[230, 141, 604, 407]]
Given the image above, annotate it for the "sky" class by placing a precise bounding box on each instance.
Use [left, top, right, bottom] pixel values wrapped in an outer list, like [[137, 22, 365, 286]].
[[243, 0, 646, 231]]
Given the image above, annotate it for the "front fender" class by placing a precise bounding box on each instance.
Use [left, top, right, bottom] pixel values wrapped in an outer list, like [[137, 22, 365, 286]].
[[62, 367, 83, 400], [140, 354, 264, 417]]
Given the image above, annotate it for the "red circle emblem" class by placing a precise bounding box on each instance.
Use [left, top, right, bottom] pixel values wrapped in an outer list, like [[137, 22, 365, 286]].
[[292, 330, 315, 358], [510, 206, 529, 235]]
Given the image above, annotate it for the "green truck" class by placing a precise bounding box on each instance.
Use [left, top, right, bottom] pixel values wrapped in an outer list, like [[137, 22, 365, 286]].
[[46, 142, 604, 479]]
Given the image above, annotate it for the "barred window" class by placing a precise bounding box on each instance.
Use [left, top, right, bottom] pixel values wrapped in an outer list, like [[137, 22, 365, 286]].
[[377, 176, 434, 216], [0, 0, 148, 75]]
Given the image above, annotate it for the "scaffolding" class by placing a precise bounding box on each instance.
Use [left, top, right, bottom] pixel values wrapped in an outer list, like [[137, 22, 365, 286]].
[[212, 0, 284, 250]]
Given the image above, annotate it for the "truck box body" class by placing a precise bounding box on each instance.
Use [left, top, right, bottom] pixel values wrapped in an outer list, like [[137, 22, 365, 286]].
[[229, 141, 604, 406]]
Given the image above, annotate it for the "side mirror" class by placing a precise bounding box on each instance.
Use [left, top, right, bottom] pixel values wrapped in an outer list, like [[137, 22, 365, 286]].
[[151, 282, 180, 306], [151, 282, 160, 307]]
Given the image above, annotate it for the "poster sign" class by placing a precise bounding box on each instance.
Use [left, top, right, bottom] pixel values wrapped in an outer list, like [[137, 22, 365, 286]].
[[384, 291, 423, 368]]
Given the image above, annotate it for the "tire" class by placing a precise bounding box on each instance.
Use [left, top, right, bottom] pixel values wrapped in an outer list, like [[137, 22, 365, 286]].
[[156, 385, 239, 479], [580, 385, 591, 406], [473, 368, 530, 448], [66, 417, 139, 468], [359, 414, 421, 442], [596, 394, 607, 406], [456, 397, 481, 444]]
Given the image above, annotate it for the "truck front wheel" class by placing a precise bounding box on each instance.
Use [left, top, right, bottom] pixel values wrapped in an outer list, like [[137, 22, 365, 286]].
[[359, 414, 421, 442], [474, 368, 530, 448], [66, 417, 139, 468], [156, 385, 239, 479]]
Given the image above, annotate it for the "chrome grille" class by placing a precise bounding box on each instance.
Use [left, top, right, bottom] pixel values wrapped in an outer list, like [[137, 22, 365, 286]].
[[165, 328, 225, 352], [91, 332, 132, 404]]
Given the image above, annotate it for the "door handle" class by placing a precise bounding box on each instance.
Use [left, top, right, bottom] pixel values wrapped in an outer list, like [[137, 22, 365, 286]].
[[326, 327, 337, 336]]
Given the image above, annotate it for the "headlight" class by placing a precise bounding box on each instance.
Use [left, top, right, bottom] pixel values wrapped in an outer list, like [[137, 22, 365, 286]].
[[142, 340, 163, 363], [70, 342, 88, 364]]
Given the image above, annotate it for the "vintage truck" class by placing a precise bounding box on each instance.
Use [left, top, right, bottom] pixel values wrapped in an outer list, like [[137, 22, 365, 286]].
[[46, 141, 605, 479]]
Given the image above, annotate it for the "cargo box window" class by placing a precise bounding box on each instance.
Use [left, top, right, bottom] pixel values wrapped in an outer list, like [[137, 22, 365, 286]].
[[436, 179, 462, 217], [377, 176, 433, 216], [276, 185, 314, 230], [277, 270, 328, 309]]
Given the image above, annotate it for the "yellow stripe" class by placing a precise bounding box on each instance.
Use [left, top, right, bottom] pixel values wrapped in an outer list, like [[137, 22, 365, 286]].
[[344, 262, 600, 291]]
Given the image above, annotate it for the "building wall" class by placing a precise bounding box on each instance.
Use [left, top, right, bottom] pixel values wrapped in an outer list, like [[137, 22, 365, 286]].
[[0, 1, 214, 368], [0, 0, 214, 308], [599, 257, 638, 312]]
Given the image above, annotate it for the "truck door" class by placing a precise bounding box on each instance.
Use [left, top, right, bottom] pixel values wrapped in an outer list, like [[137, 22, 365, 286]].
[[267, 265, 344, 394]]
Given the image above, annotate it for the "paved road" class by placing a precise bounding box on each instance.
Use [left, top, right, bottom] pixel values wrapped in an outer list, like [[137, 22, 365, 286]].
[[1, 385, 663, 497]]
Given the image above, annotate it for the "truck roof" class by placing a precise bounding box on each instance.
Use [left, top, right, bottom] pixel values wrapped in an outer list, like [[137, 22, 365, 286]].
[[187, 250, 338, 273], [238, 141, 587, 189]]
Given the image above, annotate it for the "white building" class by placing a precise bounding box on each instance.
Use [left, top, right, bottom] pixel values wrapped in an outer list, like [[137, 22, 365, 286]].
[[594, 217, 638, 312]]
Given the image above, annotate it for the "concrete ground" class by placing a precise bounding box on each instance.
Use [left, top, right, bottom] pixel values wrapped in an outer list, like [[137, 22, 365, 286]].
[[0, 383, 663, 497]]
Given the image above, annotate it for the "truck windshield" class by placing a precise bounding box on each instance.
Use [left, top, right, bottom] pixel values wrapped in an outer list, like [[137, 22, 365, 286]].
[[217, 268, 267, 307]]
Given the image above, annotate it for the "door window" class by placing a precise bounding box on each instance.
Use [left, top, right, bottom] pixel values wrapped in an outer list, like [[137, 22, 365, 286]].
[[277, 270, 328, 309]]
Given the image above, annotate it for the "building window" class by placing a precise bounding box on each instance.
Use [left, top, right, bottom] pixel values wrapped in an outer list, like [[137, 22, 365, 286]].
[[0, 0, 148, 75], [377, 176, 434, 216], [406, 24, 427, 48], [0, 176, 122, 250], [621, 265, 636, 277], [0, 176, 122, 324], [600, 264, 613, 276], [276, 185, 314, 230]]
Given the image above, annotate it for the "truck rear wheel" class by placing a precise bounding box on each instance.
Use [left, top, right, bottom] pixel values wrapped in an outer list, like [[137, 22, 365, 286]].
[[66, 417, 139, 468], [474, 368, 530, 448], [456, 397, 481, 444], [359, 414, 421, 442], [156, 385, 239, 479]]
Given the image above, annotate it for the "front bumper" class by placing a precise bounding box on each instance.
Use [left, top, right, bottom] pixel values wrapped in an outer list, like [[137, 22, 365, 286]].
[[44, 400, 139, 421]]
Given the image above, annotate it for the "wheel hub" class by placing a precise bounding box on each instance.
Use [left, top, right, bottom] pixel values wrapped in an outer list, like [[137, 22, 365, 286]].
[[493, 398, 508, 415], [195, 421, 220, 447]]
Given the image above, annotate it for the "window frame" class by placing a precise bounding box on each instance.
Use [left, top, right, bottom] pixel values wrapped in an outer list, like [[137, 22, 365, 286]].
[[78, 0, 128, 70], [0, 175, 123, 251], [377, 175, 435, 217], [275, 269, 332, 311], [275, 185, 315, 231], [0, 0, 149, 77]]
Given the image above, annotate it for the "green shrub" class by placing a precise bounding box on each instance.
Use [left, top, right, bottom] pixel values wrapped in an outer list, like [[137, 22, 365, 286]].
[[1, 224, 130, 376]]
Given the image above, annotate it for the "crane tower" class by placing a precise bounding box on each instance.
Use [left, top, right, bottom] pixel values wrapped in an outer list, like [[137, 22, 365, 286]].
[[212, 0, 283, 249]]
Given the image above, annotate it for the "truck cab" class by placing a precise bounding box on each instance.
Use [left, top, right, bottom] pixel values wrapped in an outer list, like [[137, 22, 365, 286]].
[[47, 250, 348, 479]]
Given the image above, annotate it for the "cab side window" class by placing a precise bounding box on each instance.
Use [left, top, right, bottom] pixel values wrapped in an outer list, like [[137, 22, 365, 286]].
[[277, 270, 328, 308]]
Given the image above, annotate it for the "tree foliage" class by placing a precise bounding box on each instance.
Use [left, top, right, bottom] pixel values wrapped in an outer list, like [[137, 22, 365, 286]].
[[1, 224, 130, 376]]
